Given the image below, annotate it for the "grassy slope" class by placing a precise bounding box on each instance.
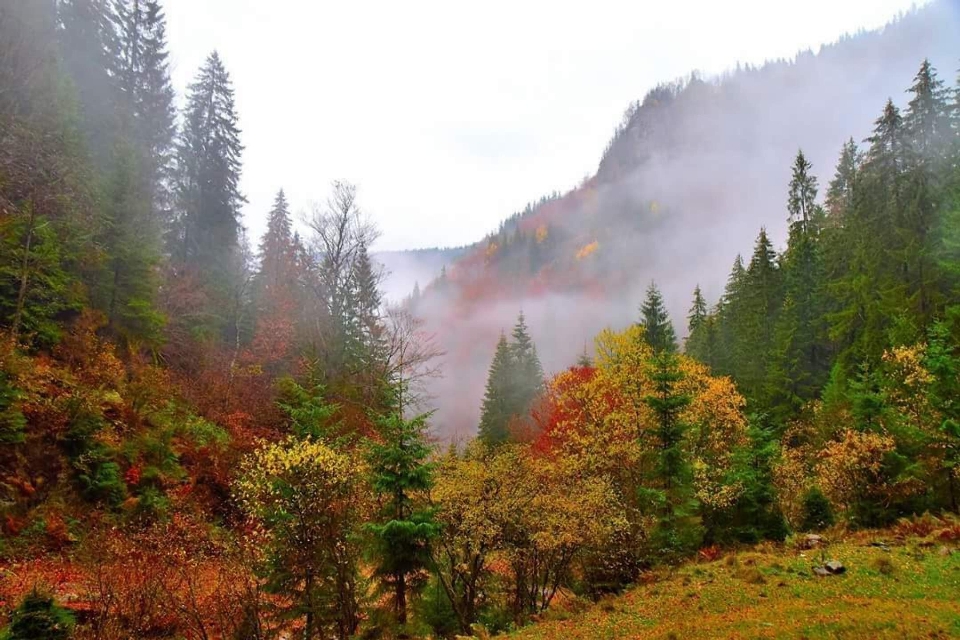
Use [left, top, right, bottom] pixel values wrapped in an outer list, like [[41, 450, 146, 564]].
[[506, 532, 960, 640]]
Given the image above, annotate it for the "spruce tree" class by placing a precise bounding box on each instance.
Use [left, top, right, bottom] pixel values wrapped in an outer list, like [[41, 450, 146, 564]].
[[112, 0, 176, 221], [257, 190, 298, 296], [642, 351, 701, 559], [171, 51, 245, 335], [478, 333, 514, 446], [737, 229, 782, 402], [640, 281, 677, 354], [768, 152, 830, 420], [172, 51, 244, 272], [509, 311, 544, 411], [367, 410, 438, 625], [57, 0, 120, 166], [684, 285, 710, 364], [824, 138, 861, 220]]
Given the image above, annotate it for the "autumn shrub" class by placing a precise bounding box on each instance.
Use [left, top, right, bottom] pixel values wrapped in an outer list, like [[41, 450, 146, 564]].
[[2, 589, 75, 640]]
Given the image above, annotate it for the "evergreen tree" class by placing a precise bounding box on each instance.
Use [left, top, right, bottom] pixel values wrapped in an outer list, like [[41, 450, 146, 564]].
[[111, 0, 176, 221], [684, 285, 709, 362], [737, 228, 782, 402], [170, 51, 245, 338], [713, 255, 746, 375], [642, 351, 701, 559], [478, 333, 514, 446], [4, 589, 75, 640], [256, 190, 298, 296], [367, 410, 438, 625], [509, 311, 544, 410], [639, 281, 677, 353], [824, 138, 861, 220], [172, 51, 244, 281], [57, 0, 120, 166], [93, 139, 163, 345], [0, 206, 80, 347], [768, 151, 830, 420]]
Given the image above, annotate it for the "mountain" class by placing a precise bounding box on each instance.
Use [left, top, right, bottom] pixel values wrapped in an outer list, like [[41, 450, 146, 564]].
[[374, 246, 466, 303], [411, 0, 960, 439]]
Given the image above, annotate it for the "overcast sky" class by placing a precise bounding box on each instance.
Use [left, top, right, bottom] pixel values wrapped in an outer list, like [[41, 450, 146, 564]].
[[162, 0, 927, 252]]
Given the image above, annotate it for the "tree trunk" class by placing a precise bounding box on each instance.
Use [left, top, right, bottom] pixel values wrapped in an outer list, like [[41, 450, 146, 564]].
[[11, 202, 37, 345], [395, 570, 407, 625]]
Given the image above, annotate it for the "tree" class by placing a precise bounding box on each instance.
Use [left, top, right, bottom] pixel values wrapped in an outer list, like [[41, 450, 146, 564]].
[[767, 151, 830, 420], [366, 411, 438, 625], [508, 311, 544, 418], [3, 589, 75, 640], [237, 437, 365, 640], [639, 281, 677, 353], [171, 51, 245, 305], [642, 350, 702, 559], [57, 0, 120, 166], [112, 0, 176, 220], [684, 285, 710, 362], [478, 333, 513, 446], [0, 207, 79, 347], [735, 228, 782, 402], [824, 138, 861, 220]]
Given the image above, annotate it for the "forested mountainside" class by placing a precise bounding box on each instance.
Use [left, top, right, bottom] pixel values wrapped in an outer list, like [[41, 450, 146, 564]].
[[1, 0, 960, 639], [374, 247, 466, 303], [412, 0, 960, 439]]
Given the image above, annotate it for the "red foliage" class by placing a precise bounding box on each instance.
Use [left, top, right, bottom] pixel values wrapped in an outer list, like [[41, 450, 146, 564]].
[[531, 365, 599, 455]]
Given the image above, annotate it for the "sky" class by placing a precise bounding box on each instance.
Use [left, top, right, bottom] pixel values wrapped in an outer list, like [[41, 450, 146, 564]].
[[161, 0, 928, 252]]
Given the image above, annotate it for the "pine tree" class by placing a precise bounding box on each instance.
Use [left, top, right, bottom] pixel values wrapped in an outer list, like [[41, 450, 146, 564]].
[[112, 0, 176, 221], [824, 138, 861, 220], [257, 190, 298, 296], [768, 152, 830, 420], [509, 311, 544, 409], [642, 351, 701, 559], [171, 51, 245, 337], [684, 285, 710, 363], [172, 51, 244, 276], [367, 411, 438, 625], [640, 281, 677, 354], [478, 333, 514, 446], [904, 60, 952, 161], [713, 255, 746, 375], [57, 0, 120, 166], [93, 139, 163, 345], [737, 229, 782, 402]]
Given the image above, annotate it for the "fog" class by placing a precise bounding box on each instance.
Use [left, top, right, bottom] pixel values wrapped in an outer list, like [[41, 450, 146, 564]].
[[388, 2, 960, 439]]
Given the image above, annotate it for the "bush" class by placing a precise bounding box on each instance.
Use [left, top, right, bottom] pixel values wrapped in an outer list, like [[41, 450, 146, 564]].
[[0, 371, 25, 445], [3, 589, 75, 640], [414, 578, 459, 639], [800, 487, 834, 531]]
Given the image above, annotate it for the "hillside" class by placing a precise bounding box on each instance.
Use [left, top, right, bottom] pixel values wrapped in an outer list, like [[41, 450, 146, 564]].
[[412, 0, 960, 439], [503, 520, 960, 640]]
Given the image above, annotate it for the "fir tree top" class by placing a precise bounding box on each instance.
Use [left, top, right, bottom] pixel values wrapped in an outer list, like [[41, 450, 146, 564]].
[[640, 281, 677, 354]]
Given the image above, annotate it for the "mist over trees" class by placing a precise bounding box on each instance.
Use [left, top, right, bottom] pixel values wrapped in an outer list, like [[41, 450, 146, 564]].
[[410, 1, 960, 439]]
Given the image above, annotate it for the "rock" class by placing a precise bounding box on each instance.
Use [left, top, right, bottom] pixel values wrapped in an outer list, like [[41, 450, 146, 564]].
[[802, 534, 825, 549], [825, 560, 846, 574], [812, 566, 831, 577]]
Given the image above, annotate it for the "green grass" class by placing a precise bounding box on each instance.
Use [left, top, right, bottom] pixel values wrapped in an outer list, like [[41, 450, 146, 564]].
[[504, 534, 960, 639]]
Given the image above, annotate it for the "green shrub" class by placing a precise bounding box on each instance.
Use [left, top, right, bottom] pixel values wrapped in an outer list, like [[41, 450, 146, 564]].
[[800, 487, 835, 531], [414, 578, 459, 639], [0, 372, 26, 445], [3, 589, 75, 640]]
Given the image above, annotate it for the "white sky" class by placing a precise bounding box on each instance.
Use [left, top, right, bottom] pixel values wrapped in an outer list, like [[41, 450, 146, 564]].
[[162, 0, 927, 252]]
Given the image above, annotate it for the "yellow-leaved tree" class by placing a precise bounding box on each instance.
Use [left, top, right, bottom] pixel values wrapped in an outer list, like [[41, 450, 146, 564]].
[[236, 437, 367, 640]]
